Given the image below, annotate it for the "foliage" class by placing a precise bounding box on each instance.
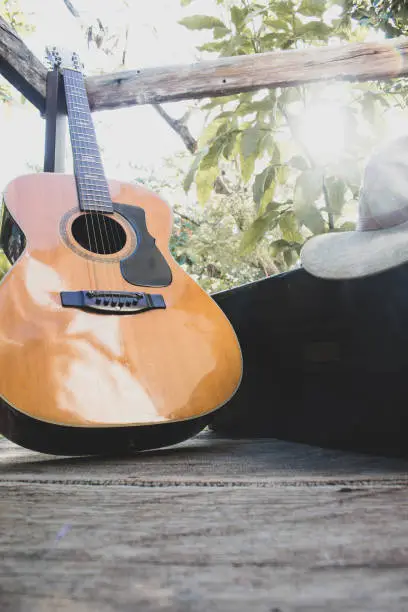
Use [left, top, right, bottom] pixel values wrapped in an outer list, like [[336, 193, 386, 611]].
[[0, 251, 10, 279], [343, 0, 408, 37], [0, 0, 405, 289], [0, 0, 33, 33], [169, 192, 280, 292], [178, 0, 407, 270], [134, 157, 280, 292]]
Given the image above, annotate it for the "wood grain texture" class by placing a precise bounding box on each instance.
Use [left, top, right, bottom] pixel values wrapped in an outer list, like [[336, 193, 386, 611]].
[[86, 38, 408, 111], [1, 18, 408, 115], [0, 173, 242, 428], [1, 434, 408, 612], [0, 15, 47, 112], [2, 432, 408, 485]]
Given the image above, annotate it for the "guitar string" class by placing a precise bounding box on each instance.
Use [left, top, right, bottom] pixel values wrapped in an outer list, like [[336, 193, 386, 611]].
[[63, 69, 100, 291], [71, 70, 114, 259], [72, 70, 126, 258], [63, 69, 111, 289], [64, 69, 125, 278], [64, 70, 109, 260], [64, 92, 96, 288], [72, 69, 124, 258]]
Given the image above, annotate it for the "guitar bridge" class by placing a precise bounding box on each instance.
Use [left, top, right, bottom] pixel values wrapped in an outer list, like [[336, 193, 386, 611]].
[[60, 291, 166, 314]]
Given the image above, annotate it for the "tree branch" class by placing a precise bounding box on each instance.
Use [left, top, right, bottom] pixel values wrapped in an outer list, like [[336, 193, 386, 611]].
[[122, 25, 129, 67], [322, 175, 334, 230], [153, 103, 197, 154], [174, 209, 200, 227], [61, 0, 80, 18], [152, 103, 231, 195]]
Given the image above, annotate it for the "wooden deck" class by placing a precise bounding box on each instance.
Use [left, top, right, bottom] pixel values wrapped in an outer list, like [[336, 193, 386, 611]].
[[1, 431, 408, 611]]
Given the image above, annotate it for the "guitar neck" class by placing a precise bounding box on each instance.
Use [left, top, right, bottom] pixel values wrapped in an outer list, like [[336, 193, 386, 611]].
[[62, 68, 113, 213]]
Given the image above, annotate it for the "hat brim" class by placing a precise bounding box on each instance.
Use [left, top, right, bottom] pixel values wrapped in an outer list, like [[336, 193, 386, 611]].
[[300, 220, 408, 280]]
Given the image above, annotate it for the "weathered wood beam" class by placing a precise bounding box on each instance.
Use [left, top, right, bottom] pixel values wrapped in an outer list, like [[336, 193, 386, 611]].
[[86, 37, 408, 111], [0, 16, 47, 113], [1, 12, 408, 116]]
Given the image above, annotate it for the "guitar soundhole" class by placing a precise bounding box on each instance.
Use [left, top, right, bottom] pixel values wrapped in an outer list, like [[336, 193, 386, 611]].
[[71, 213, 127, 255]]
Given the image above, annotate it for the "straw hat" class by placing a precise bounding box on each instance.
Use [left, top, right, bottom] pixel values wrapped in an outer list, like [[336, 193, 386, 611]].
[[301, 136, 408, 279]]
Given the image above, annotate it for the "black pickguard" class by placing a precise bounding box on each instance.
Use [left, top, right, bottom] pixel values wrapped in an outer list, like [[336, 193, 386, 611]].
[[114, 202, 172, 288], [0, 201, 172, 288]]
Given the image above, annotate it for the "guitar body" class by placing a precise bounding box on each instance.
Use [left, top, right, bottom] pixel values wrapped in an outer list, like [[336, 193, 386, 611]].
[[0, 173, 242, 454]]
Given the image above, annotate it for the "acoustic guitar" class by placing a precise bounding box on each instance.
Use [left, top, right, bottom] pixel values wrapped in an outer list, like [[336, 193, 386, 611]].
[[0, 48, 242, 455]]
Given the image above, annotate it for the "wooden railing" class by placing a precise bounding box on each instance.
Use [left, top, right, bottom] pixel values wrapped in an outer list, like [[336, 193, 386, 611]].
[[1, 15, 408, 114]]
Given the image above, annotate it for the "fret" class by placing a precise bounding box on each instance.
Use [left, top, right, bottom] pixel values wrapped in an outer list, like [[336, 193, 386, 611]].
[[72, 144, 101, 153], [78, 190, 109, 196], [74, 169, 105, 178], [81, 203, 110, 207], [78, 188, 110, 196], [62, 67, 113, 213], [75, 168, 106, 177]]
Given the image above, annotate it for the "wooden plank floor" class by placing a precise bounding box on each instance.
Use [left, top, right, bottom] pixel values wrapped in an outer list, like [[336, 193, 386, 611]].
[[1, 431, 408, 611]]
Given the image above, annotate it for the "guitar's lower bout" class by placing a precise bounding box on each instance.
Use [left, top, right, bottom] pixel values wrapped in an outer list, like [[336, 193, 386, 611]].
[[0, 173, 243, 454], [0, 397, 212, 456]]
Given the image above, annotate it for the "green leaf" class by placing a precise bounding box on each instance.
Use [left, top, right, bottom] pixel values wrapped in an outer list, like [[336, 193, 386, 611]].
[[298, 0, 326, 17], [279, 212, 303, 243], [265, 133, 279, 158], [259, 185, 277, 213], [193, 134, 231, 203], [325, 177, 346, 216], [253, 166, 276, 207], [198, 117, 229, 148], [274, 1, 295, 19], [258, 33, 279, 50], [0, 251, 10, 278], [240, 208, 280, 254], [277, 165, 290, 184], [270, 239, 291, 257], [294, 169, 325, 234], [201, 95, 238, 110], [289, 155, 309, 171], [298, 206, 325, 234], [183, 149, 207, 193], [222, 130, 239, 159], [200, 136, 227, 171], [213, 26, 231, 39], [263, 18, 290, 31], [240, 151, 256, 183], [219, 34, 249, 56], [240, 126, 265, 158], [297, 21, 332, 40], [179, 15, 226, 30], [230, 6, 248, 31], [236, 98, 275, 115], [283, 248, 298, 268], [197, 40, 228, 53], [294, 169, 322, 207], [196, 166, 219, 205]]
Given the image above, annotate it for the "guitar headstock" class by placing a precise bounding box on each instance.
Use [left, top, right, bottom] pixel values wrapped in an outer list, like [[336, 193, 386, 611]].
[[45, 46, 83, 72]]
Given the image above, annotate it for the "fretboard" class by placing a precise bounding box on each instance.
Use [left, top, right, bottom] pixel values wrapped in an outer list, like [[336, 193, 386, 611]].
[[62, 68, 113, 213]]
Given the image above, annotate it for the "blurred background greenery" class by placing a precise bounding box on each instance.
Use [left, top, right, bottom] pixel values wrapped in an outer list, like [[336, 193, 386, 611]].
[[1, 0, 408, 291]]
